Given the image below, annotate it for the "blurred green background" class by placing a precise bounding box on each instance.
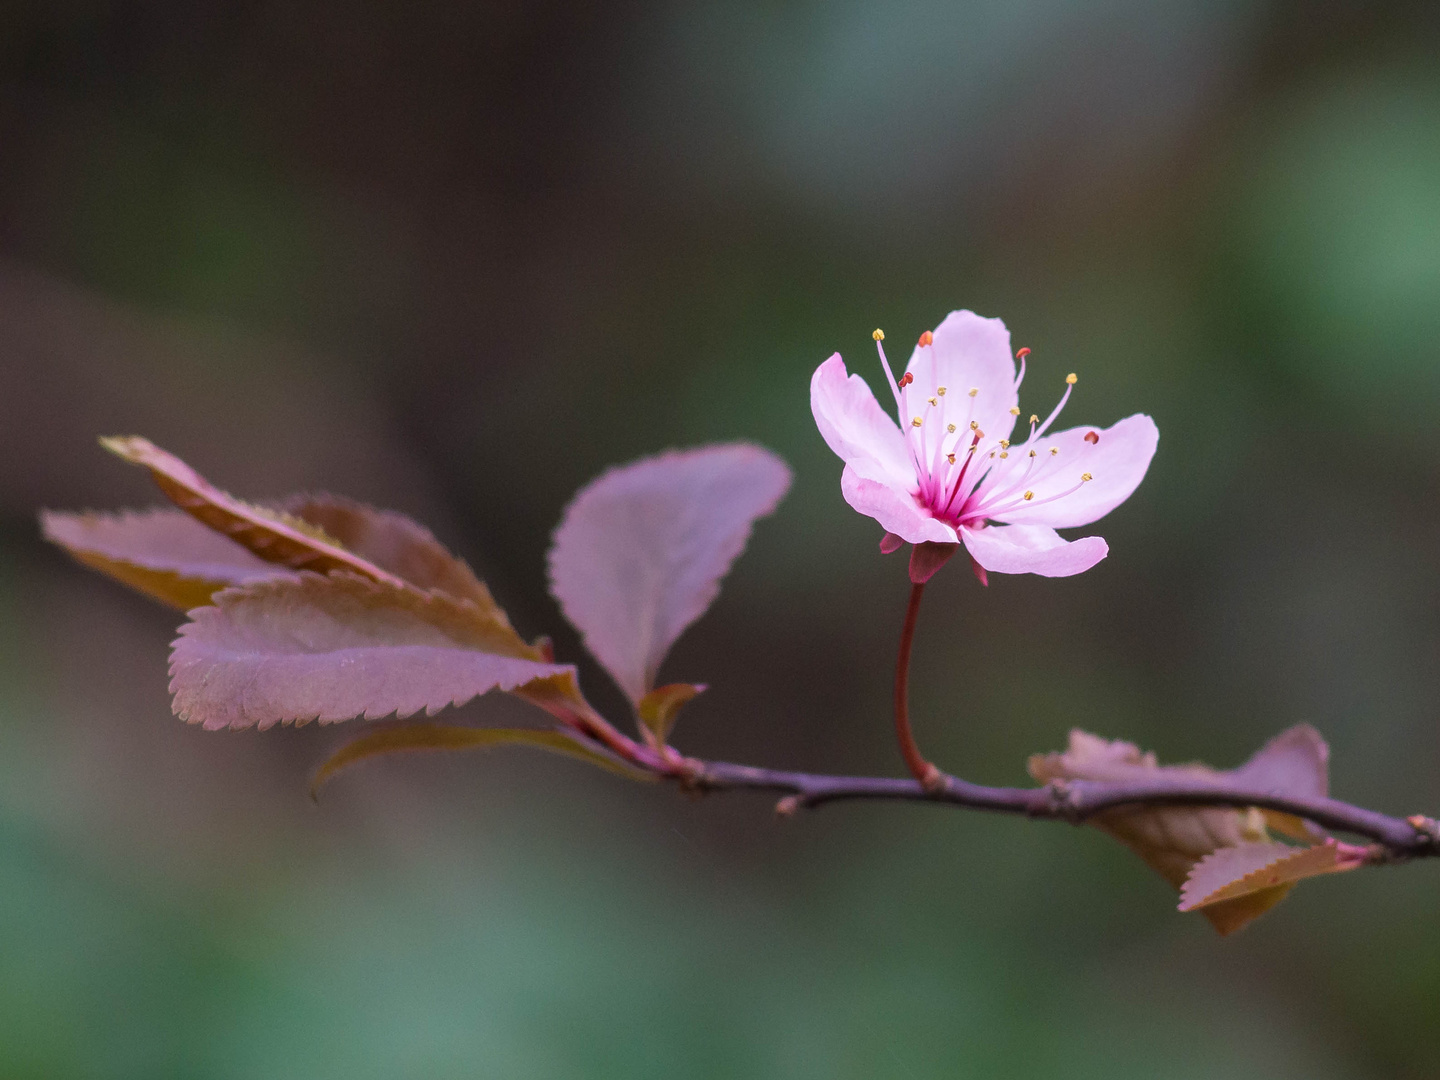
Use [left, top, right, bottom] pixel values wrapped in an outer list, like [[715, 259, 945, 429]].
[[2, 1, 1439, 1076]]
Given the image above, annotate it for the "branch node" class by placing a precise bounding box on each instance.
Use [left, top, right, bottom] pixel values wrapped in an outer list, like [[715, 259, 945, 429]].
[[1407, 814, 1440, 847], [1041, 779, 1085, 823], [920, 763, 945, 794]]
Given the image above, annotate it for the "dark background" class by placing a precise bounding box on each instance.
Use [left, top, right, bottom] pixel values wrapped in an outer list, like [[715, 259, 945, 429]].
[[2, 1, 1439, 1076]]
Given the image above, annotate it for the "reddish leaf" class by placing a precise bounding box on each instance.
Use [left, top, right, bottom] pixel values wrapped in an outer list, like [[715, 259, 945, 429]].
[[310, 723, 655, 796], [548, 443, 791, 703], [40, 508, 295, 610], [1179, 840, 1364, 934], [169, 573, 567, 730], [1028, 728, 1331, 934], [1231, 724, 1330, 841], [279, 493, 503, 613], [99, 436, 409, 588]]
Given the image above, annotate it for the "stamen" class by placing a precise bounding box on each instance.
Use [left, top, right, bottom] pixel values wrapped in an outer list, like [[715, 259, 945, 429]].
[[1029, 414, 1039, 424], [1084, 431, 1099, 445], [1066, 373, 1078, 385], [1028, 449, 1036, 457], [946, 453, 956, 464], [968, 387, 978, 397], [918, 330, 934, 347], [911, 417, 923, 428], [1031, 378, 1074, 441], [1082, 472, 1092, 482], [874, 331, 902, 412], [1023, 491, 1034, 501]]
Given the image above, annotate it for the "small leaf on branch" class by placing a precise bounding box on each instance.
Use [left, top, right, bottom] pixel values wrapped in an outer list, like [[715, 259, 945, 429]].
[[40, 508, 296, 610], [1178, 840, 1364, 933], [310, 723, 655, 796], [548, 443, 791, 704], [278, 493, 504, 615], [1028, 726, 1334, 934], [99, 436, 410, 588], [169, 573, 568, 730], [637, 682, 705, 745]]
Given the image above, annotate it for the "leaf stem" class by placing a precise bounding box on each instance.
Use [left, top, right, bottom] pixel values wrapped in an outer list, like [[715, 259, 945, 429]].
[[894, 582, 941, 789]]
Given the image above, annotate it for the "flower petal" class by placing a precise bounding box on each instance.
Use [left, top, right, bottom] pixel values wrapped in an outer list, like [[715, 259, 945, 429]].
[[960, 523, 1107, 577], [976, 414, 1158, 530], [841, 467, 958, 546], [903, 311, 1018, 447], [811, 353, 915, 489]]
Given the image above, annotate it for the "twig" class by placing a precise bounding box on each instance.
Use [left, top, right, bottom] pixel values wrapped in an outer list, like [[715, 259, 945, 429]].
[[688, 759, 1440, 857]]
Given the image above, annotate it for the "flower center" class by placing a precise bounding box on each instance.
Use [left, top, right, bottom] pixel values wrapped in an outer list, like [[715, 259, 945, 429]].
[[873, 329, 1095, 528]]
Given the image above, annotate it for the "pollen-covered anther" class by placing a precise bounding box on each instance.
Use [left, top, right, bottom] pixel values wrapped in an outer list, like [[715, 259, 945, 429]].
[[911, 416, 923, 428], [1009, 407, 1020, 416], [1050, 447, 1059, 456], [1023, 490, 1034, 500], [928, 397, 938, 406], [1081, 473, 1093, 482], [1029, 414, 1039, 424], [967, 387, 978, 397], [1084, 431, 1099, 445], [918, 330, 934, 346], [969, 421, 978, 431], [937, 386, 947, 396], [999, 451, 1008, 458], [1066, 373, 1078, 385], [873, 329, 885, 341], [1028, 449, 1036, 457], [999, 439, 1010, 449], [947, 423, 956, 433], [946, 453, 956, 464]]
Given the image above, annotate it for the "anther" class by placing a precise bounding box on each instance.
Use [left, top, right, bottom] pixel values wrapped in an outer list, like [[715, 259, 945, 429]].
[[1028, 449, 1036, 457], [969, 421, 979, 431], [1023, 490, 1034, 501], [928, 397, 937, 406], [1016, 347, 1031, 360], [899, 372, 913, 387], [937, 386, 947, 396], [911, 417, 923, 428], [1050, 447, 1059, 456], [1065, 373, 1077, 385], [967, 387, 978, 397], [918, 330, 933, 347], [999, 451, 1009, 459], [946, 453, 956, 464], [1084, 431, 1099, 445], [1029, 414, 1039, 424], [873, 329, 885, 341], [1009, 407, 1020, 416], [947, 423, 956, 433], [1081, 473, 1092, 482], [999, 439, 1010, 449]]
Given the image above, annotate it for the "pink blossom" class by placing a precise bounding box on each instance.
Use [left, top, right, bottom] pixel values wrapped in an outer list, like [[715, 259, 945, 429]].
[[811, 310, 1157, 581]]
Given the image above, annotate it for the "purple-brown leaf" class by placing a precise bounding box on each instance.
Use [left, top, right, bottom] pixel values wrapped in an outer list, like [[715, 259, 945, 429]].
[[99, 436, 409, 588], [169, 573, 567, 730], [548, 443, 791, 703], [1028, 726, 1334, 934], [40, 507, 296, 610], [310, 723, 655, 796], [1179, 839, 1363, 935], [279, 493, 503, 614]]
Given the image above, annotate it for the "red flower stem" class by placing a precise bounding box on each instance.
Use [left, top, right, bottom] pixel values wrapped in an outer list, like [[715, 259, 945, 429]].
[[894, 582, 940, 789]]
